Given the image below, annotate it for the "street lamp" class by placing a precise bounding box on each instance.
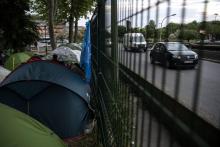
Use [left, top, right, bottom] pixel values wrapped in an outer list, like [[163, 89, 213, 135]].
[[212, 13, 218, 41], [160, 14, 176, 41], [214, 13, 218, 21]]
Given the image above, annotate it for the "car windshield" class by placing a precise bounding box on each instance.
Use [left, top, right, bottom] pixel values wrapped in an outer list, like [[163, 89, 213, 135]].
[[166, 43, 189, 51], [39, 38, 50, 43], [131, 36, 145, 42]]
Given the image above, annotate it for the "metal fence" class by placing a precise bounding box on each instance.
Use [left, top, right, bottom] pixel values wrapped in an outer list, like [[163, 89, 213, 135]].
[[91, 0, 220, 147]]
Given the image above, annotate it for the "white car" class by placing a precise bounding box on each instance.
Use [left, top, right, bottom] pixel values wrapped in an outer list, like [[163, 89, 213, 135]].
[[123, 33, 147, 52]]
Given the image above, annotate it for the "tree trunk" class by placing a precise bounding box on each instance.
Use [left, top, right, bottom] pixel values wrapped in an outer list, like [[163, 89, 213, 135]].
[[69, 15, 74, 43], [69, 0, 74, 43], [47, 0, 56, 50], [73, 18, 78, 43]]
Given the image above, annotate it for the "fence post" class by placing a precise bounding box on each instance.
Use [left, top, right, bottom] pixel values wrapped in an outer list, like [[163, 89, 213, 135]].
[[111, 0, 119, 96]]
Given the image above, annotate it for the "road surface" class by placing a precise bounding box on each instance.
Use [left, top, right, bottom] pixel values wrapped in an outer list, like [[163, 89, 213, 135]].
[[118, 47, 220, 129]]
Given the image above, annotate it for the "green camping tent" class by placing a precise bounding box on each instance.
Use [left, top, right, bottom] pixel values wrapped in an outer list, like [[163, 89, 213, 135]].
[[0, 103, 67, 147], [4, 52, 31, 71]]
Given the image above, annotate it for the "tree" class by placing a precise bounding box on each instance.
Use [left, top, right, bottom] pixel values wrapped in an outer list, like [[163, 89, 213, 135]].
[[47, 0, 57, 49], [31, 0, 58, 49], [131, 27, 140, 33], [144, 20, 156, 39], [33, 0, 95, 43], [204, 21, 220, 40], [186, 21, 198, 30], [69, 0, 95, 43], [118, 25, 126, 38], [0, 0, 39, 52], [181, 29, 199, 42], [166, 22, 180, 34]]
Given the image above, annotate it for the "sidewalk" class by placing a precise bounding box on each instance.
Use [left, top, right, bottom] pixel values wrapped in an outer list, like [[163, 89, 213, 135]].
[[0, 66, 10, 82], [202, 58, 220, 64]]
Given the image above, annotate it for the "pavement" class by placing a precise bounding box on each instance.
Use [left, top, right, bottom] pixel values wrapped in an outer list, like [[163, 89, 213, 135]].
[[0, 66, 10, 82], [201, 58, 220, 63], [119, 48, 220, 128]]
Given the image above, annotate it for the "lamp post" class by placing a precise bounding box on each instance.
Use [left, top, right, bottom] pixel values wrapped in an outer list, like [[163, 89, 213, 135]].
[[160, 14, 176, 41], [214, 13, 218, 21], [212, 13, 218, 41]]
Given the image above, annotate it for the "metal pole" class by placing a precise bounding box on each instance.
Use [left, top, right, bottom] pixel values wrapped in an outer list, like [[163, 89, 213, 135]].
[[213, 13, 218, 41], [214, 13, 218, 21], [111, 0, 119, 88], [160, 22, 163, 41]]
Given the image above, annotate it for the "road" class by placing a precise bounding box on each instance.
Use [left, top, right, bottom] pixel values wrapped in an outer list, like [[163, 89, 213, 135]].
[[118, 47, 220, 129]]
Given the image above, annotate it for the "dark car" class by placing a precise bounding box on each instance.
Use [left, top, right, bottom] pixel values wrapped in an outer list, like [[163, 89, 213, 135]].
[[150, 42, 198, 68]]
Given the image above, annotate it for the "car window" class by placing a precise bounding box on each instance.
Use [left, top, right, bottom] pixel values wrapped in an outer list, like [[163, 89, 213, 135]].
[[154, 44, 160, 52], [132, 36, 145, 42], [159, 44, 166, 53]]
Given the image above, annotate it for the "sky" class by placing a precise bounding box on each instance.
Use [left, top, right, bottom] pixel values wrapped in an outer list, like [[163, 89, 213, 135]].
[[103, 0, 220, 28]]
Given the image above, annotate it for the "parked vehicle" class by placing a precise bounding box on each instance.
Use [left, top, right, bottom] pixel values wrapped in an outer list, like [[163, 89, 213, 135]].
[[150, 42, 198, 68], [123, 33, 147, 52]]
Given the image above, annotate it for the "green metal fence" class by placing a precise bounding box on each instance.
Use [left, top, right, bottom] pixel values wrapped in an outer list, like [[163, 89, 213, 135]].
[[91, 0, 220, 147]]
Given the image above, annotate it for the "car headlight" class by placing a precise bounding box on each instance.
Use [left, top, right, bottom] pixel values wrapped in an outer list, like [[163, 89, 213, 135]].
[[194, 54, 198, 59], [172, 55, 181, 59]]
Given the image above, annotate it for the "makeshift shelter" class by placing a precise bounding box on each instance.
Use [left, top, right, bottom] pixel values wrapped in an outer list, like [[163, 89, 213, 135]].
[[0, 66, 10, 82], [44, 46, 81, 63], [0, 61, 93, 140], [59, 43, 82, 51], [4, 52, 31, 71], [0, 103, 67, 147]]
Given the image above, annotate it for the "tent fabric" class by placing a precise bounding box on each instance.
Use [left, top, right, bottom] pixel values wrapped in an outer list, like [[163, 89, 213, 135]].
[[0, 61, 93, 139], [59, 43, 82, 51], [51, 46, 79, 63], [80, 21, 91, 83], [0, 103, 67, 147], [0, 66, 10, 82], [1, 61, 90, 102], [4, 52, 31, 71], [44, 46, 81, 64]]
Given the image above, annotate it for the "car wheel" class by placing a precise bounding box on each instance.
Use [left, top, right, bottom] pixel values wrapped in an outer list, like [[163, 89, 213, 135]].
[[192, 65, 198, 69], [150, 56, 155, 64]]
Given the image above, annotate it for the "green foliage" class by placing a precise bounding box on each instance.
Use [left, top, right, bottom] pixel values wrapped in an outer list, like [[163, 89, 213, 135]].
[[32, 0, 95, 23], [131, 27, 140, 33], [205, 21, 220, 39], [163, 20, 220, 41], [178, 29, 199, 42], [32, 0, 95, 43], [144, 20, 156, 39], [186, 21, 198, 30], [0, 0, 39, 51], [118, 25, 126, 38], [166, 22, 180, 34]]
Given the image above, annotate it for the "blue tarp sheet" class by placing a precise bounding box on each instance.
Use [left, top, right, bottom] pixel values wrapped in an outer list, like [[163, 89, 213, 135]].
[[80, 21, 91, 83]]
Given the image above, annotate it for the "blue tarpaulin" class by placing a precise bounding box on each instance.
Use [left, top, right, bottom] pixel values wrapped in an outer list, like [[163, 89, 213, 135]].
[[80, 21, 91, 83]]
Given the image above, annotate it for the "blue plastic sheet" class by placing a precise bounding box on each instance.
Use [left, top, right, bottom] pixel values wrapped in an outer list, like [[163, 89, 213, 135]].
[[80, 21, 91, 83]]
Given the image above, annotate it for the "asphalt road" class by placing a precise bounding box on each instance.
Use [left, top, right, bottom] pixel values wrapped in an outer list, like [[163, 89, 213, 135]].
[[118, 47, 220, 129]]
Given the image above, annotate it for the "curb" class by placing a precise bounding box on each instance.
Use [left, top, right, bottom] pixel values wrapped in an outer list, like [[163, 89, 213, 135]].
[[201, 58, 220, 64]]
